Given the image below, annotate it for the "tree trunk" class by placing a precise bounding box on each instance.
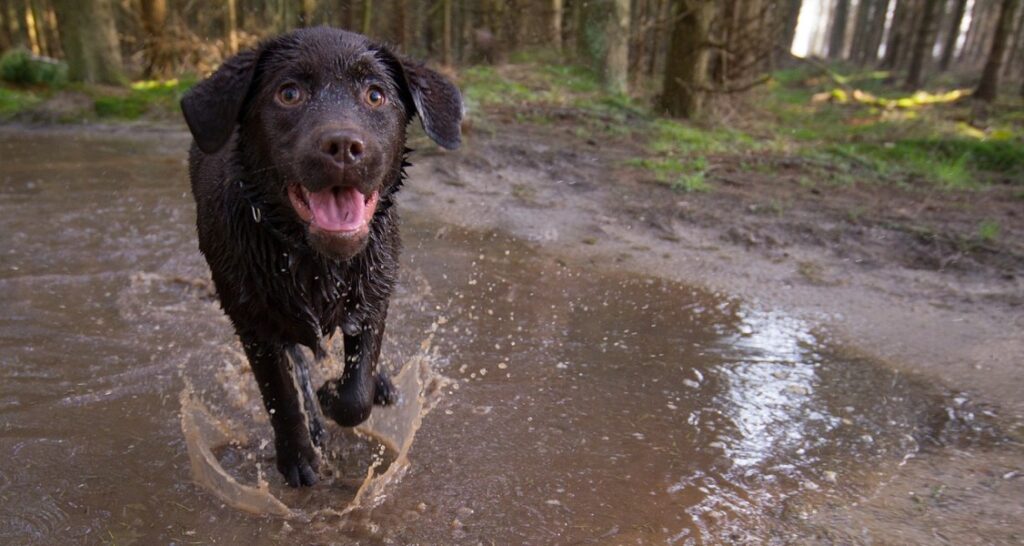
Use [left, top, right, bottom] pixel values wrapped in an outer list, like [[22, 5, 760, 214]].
[[828, 0, 851, 58], [569, 0, 584, 61], [859, 0, 889, 63], [392, 0, 408, 47], [849, 0, 872, 61], [904, 0, 941, 88], [338, 0, 354, 29], [649, 0, 670, 83], [140, 0, 171, 77], [1001, 4, 1024, 77], [974, 0, 1019, 101], [0, 0, 11, 50], [23, 0, 40, 54], [42, 2, 60, 57], [604, 0, 629, 94], [5, 0, 28, 49], [551, 0, 563, 55], [30, 0, 52, 56], [660, 0, 715, 118], [442, 0, 452, 65], [299, 0, 316, 25], [775, 0, 802, 64], [881, 0, 910, 69], [960, 0, 998, 67], [226, 0, 238, 54], [361, 0, 371, 35], [938, 0, 967, 70], [52, 0, 124, 84], [628, 0, 646, 88]]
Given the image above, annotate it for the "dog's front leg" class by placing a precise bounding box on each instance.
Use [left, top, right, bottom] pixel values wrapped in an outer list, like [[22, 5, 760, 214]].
[[318, 308, 397, 427], [240, 334, 320, 487]]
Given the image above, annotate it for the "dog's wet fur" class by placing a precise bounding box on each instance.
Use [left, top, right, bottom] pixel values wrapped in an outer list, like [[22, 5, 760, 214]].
[[181, 27, 462, 486]]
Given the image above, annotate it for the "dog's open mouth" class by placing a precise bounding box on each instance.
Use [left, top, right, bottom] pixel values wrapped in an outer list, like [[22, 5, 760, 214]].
[[288, 184, 379, 235]]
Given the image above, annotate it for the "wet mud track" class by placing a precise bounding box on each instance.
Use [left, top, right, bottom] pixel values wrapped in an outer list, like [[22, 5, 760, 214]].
[[0, 129, 1018, 544]]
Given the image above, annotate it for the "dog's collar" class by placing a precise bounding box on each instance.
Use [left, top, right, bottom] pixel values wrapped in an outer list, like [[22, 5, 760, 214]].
[[235, 179, 307, 249]]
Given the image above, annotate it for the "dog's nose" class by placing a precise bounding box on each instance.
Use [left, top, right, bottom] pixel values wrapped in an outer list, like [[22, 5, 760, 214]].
[[318, 131, 365, 165]]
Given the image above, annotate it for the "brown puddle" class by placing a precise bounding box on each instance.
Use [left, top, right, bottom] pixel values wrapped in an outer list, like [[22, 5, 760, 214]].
[[0, 129, 1006, 544]]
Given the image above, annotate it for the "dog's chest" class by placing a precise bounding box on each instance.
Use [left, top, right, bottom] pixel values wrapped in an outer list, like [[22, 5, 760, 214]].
[[279, 251, 354, 331]]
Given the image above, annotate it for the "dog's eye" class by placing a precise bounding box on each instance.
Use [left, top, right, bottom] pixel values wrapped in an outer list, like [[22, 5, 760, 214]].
[[276, 84, 305, 106], [365, 87, 386, 108]]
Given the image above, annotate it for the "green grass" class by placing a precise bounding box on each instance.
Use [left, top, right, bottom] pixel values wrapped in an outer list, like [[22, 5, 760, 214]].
[[764, 63, 1024, 190], [626, 156, 711, 192], [0, 86, 41, 117], [0, 75, 194, 121], [93, 78, 195, 119], [461, 65, 535, 108], [976, 219, 1001, 242], [820, 139, 1024, 188]]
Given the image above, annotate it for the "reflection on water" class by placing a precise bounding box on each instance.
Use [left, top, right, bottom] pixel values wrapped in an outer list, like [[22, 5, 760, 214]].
[[716, 310, 828, 469], [0, 129, 994, 544]]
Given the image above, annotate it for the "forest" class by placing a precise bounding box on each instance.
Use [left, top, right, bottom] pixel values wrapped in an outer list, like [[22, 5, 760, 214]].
[[0, 0, 1022, 117]]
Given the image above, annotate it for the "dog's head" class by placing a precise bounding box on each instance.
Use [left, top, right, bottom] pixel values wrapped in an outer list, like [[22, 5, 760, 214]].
[[181, 27, 462, 259]]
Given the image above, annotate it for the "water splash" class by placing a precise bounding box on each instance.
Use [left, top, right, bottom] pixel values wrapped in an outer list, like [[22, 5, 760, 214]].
[[180, 330, 450, 520]]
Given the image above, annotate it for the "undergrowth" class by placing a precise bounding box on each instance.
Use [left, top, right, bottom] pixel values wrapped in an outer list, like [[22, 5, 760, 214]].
[[460, 61, 1023, 193]]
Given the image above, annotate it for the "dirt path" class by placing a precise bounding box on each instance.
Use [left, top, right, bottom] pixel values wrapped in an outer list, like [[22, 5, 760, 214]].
[[406, 122, 1024, 419], [402, 120, 1024, 543]]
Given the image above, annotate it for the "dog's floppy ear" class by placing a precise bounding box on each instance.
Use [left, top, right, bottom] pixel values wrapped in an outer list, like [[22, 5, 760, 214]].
[[381, 49, 463, 150], [180, 50, 258, 154]]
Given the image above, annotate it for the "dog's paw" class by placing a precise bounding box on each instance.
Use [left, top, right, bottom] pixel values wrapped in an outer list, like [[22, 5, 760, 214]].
[[276, 442, 320, 487], [374, 372, 398, 406], [317, 380, 372, 427]]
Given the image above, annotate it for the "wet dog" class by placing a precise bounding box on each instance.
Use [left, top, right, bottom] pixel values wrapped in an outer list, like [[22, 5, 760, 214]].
[[180, 27, 461, 486]]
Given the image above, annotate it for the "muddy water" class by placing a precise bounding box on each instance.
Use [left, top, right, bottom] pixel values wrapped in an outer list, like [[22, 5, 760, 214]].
[[0, 128, 991, 544]]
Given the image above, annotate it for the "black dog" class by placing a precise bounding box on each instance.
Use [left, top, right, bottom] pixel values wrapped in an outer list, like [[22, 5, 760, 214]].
[[180, 27, 461, 486]]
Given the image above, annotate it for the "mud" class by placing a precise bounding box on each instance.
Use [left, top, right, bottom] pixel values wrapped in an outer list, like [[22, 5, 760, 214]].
[[0, 127, 1021, 544]]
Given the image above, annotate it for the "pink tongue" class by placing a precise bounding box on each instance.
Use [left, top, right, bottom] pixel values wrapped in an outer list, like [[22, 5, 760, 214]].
[[307, 186, 365, 232]]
